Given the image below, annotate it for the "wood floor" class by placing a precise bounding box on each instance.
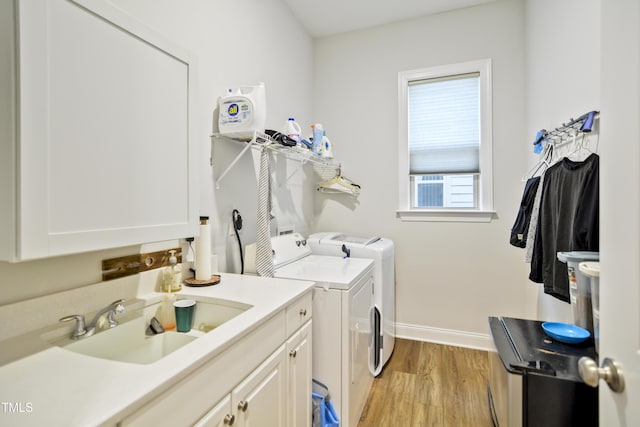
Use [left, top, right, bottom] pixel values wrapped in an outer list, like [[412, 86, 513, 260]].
[[358, 339, 493, 427]]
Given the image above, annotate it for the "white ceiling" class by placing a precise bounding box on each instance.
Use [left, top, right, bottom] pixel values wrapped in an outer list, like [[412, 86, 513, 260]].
[[283, 0, 496, 38]]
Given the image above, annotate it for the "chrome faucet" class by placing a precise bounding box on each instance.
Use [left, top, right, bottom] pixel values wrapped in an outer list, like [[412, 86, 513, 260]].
[[59, 299, 126, 340]]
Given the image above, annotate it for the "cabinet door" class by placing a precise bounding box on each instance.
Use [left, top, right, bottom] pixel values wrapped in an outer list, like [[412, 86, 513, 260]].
[[10, 0, 198, 260], [287, 321, 312, 427], [233, 344, 287, 427], [194, 395, 235, 427]]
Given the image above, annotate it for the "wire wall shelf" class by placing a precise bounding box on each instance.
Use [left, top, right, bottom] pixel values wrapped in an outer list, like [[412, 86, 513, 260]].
[[212, 132, 339, 188]]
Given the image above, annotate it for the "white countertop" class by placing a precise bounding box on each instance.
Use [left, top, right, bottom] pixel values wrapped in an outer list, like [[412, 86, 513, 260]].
[[0, 273, 314, 427]]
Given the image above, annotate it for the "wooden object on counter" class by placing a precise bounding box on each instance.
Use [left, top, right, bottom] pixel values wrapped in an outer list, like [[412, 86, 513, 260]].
[[102, 248, 182, 281], [184, 275, 221, 287]]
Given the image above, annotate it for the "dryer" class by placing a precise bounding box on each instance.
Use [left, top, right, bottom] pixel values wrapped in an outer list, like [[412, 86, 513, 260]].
[[269, 233, 374, 427], [308, 232, 395, 376]]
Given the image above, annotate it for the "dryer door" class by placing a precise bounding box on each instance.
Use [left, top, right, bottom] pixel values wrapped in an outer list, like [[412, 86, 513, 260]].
[[348, 276, 374, 427], [351, 277, 373, 382]]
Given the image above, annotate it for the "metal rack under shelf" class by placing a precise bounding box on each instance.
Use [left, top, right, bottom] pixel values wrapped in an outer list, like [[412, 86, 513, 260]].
[[211, 131, 339, 188]]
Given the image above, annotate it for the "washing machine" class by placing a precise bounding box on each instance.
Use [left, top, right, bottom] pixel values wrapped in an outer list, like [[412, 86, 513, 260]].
[[308, 232, 395, 376], [269, 233, 375, 427]]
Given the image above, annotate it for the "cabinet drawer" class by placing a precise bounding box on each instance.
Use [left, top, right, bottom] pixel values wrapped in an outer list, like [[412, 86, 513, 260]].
[[286, 292, 312, 336]]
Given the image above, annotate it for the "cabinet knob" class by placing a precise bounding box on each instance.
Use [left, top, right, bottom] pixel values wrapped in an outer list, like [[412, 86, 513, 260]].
[[299, 308, 307, 316], [579, 357, 625, 393], [237, 400, 249, 412], [223, 414, 235, 425], [289, 349, 297, 358]]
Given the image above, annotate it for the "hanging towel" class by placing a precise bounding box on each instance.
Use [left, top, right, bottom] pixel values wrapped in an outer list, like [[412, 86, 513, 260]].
[[509, 176, 541, 248], [256, 146, 274, 277], [524, 173, 545, 263]]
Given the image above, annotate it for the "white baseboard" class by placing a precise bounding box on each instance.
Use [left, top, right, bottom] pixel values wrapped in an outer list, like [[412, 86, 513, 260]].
[[395, 322, 493, 352]]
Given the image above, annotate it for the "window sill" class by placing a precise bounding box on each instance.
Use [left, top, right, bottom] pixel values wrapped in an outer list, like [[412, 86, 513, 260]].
[[396, 209, 496, 223]]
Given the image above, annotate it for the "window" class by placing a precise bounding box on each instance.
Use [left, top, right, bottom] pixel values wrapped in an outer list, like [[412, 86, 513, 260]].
[[397, 60, 494, 222]]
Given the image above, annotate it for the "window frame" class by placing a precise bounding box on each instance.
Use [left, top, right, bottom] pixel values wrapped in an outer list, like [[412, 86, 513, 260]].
[[397, 59, 494, 222]]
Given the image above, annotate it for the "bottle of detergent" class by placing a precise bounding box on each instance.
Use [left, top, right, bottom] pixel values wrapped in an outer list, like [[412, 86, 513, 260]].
[[218, 83, 266, 140], [321, 133, 334, 158], [282, 117, 302, 145], [311, 123, 324, 155]]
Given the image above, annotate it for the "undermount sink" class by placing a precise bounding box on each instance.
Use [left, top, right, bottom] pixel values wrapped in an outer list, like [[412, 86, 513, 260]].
[[50, 297, 252, 364]]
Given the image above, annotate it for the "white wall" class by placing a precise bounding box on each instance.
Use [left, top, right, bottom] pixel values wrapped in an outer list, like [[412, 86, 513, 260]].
[[0, 0, 314, 305], [524, 0, 601, 323], [312, 0, 536, 348], [0, 0, 604, 349], [110, 0, 317, 273]]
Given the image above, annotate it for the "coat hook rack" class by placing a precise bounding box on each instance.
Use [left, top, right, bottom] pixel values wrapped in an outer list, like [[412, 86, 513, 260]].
[[533, 111, 599, 149]]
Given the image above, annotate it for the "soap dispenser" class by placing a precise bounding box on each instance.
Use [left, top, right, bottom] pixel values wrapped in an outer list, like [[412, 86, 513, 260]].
[[159, 288, 176, 331], [163, 250, 182, 293], [159, 250, 179, 331]]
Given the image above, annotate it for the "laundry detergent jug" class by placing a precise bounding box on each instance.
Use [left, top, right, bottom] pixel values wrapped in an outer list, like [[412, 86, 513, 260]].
[[282, 117, 302, 145], [218, 82, 266, 140]]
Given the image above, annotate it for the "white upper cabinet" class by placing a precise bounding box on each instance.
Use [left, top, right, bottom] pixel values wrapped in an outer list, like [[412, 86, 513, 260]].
[[0, 0, 199, 261]]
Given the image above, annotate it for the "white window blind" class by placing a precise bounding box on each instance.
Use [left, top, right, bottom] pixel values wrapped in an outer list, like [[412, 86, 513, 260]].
[[408, 73, 480, 175]]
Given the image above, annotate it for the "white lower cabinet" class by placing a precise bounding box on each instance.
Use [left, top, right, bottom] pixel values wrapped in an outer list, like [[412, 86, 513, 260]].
[[287, 321, 312, 427], [120, 292, 313, 427], [194, 324, 312, 427], [196, 345, 287, 427], [194, 395, 233, 427], [234, 345, 287, 427]]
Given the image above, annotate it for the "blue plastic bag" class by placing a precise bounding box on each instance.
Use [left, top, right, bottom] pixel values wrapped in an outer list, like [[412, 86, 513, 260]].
[[312, 392, 340, 427], [324, 399, 339, 427]]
